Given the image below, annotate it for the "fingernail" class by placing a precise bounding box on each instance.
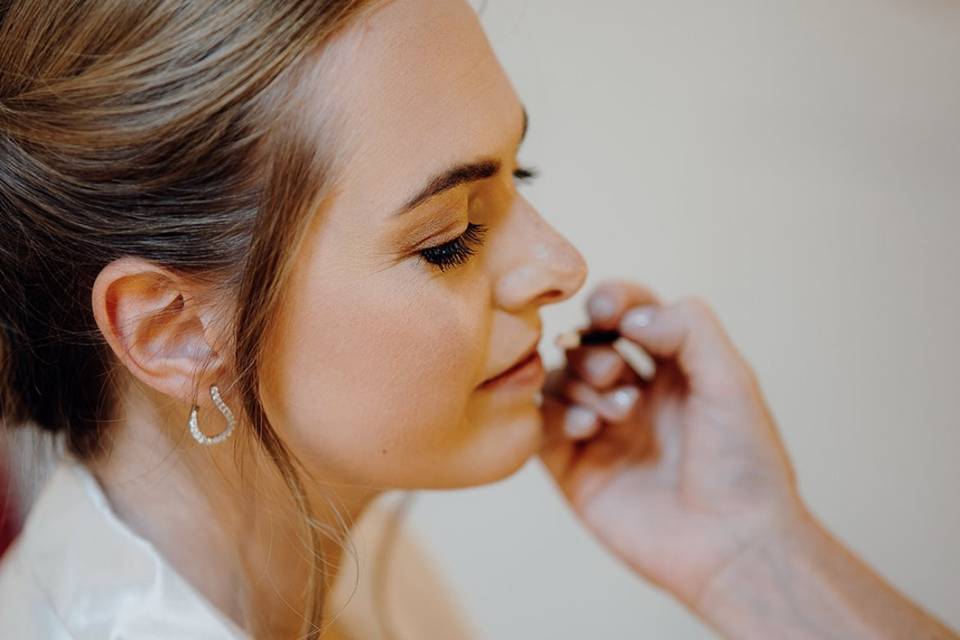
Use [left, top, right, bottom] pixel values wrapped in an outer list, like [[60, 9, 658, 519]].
[[606, 386, 639, 414], [585, 350, 620, 380], [588, 294, 617, 321], [564, 405, 598, 438], [622, 305, 656, 333]]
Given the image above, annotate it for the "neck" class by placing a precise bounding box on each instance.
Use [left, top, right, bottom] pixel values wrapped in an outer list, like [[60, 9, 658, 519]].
[[87, 383, 382, 637]]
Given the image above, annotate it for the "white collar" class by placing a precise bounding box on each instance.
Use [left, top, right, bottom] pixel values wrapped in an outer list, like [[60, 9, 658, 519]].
[[0, 457, 251, 639]]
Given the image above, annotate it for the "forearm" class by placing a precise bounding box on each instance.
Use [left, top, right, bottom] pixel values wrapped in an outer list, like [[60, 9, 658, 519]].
[[691, 511, 959, 640]]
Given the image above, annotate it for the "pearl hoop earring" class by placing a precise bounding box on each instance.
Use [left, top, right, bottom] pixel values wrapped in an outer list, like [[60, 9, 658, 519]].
[[188, 384, 236, 446]]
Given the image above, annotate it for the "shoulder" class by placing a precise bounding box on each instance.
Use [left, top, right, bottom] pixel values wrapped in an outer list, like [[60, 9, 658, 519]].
[[0, 544, 75, 638], [328, 498, 482, 640], [0, 459, 248, 639]]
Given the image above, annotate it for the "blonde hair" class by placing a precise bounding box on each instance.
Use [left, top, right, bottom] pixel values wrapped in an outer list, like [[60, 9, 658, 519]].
[[0, 1, 413, 637]]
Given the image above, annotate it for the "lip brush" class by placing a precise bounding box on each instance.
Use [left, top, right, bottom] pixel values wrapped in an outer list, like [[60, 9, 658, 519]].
[[554, 328, 621, 349], [553, 328, 656, 381]]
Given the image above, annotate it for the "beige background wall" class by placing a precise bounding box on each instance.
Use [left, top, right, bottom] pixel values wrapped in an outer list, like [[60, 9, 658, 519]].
[[405, 1, 960, 637]]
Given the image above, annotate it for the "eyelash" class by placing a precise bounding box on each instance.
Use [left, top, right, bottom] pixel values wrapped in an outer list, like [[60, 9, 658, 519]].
[[416, 165, 539, 272], [513, 165, 539, 183], [417, 221, 489, 272]]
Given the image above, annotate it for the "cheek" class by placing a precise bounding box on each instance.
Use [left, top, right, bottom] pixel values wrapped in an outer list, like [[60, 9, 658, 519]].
[[262, 270, 488, 481]]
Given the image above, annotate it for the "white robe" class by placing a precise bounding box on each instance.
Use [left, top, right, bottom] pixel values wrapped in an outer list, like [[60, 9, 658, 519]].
[[0, 458, 249, 639]]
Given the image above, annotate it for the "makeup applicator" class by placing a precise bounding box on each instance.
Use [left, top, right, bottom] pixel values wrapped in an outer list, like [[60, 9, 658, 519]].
[[553, 327, 656, 381], [554, 328, 620, 349]]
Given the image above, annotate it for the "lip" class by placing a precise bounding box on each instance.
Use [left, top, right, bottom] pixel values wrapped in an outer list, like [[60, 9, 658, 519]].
[[478, 339, 543, 389]]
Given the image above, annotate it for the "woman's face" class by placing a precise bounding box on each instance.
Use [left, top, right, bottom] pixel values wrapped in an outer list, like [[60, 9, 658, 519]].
[[261, 0, 588, 489]]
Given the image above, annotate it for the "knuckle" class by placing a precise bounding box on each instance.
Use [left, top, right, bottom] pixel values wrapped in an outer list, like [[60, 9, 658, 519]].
[[683, 295, 713, 317], [701, 357, 757, 400], [676, 296, 723, 336], [673, 296, 696, 317]]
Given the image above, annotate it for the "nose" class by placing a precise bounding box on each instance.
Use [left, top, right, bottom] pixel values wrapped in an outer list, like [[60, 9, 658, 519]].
[[491, 195, 589, 312]]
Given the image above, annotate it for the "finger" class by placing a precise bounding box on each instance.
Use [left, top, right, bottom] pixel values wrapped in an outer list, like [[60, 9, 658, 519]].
[[538, 394, 601, 482], [611, 357, 649, 388], [538, 394, 583, 483], [542, 369, 603, 441], [586, 279, 664, 329], [559, 371, 642, 424], [564, 344, 629, 390], [617, 296, 755, 398]]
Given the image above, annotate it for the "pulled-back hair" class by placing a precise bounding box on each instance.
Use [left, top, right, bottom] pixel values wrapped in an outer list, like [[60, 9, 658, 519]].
[[0, 1, 400, 637]]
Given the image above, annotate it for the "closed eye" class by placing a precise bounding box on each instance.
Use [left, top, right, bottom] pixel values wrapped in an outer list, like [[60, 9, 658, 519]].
[[416, 222, 489, 272], [415, 164, 538, 273]]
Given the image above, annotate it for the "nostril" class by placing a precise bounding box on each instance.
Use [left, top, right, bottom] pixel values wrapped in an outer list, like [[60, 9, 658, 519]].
[[539, 289, 565, 303]]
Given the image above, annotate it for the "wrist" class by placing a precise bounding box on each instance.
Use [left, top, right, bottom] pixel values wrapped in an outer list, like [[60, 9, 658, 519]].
[[690, 501, 821, 619], [687, 503, 960, 640], [688, 504, 893, 640]]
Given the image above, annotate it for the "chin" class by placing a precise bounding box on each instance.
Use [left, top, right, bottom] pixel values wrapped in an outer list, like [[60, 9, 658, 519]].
[[441, 399, 544, 489], [493, 408, 544, 478]]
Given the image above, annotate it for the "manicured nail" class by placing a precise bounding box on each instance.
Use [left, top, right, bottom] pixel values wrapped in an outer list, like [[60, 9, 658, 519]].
[[585, 350, 620, 381], [588, 294, 617, 321], [608, 386, 639, 413], [564, 405, 598, 438], [622, 305, 656, 333]]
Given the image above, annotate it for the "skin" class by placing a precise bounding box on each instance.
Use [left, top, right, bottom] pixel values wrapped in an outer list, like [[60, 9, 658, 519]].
[[86, 0, 958, 638], [542, 282, 959, 638], [90, 0, 585, 636], [258, 0, 588, 491], [541, 282, 805, 606]]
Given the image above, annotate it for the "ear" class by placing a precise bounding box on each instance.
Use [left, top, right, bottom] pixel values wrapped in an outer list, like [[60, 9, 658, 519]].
[[91, 256, 232, 408]]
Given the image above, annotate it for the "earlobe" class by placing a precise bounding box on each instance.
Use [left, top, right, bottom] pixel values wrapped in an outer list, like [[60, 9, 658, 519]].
[[91, 257, 226, 406]]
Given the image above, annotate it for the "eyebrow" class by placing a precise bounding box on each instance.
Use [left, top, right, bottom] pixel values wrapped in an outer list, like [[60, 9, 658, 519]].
[[392, 105, 529, 218]]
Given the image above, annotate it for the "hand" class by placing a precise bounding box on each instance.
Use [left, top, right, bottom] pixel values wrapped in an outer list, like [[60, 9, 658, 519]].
[[537, 278, 810, 609]]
